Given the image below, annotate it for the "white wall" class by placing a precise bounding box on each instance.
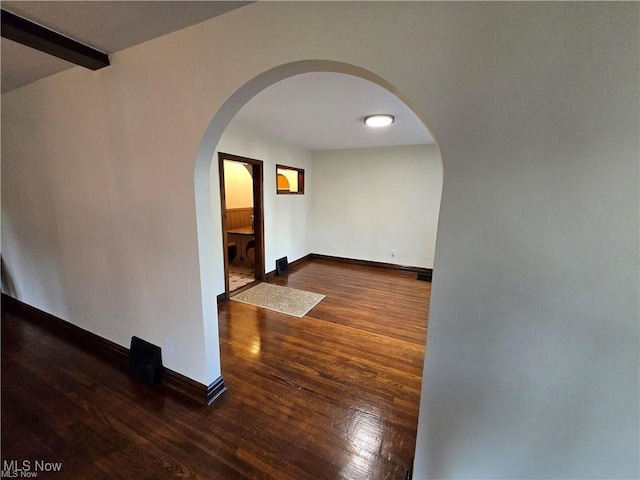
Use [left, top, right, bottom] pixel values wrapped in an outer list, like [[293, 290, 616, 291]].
[[1, 2, 637, 478], [211, 121, 312, 295], [311, 145, 442, 268]]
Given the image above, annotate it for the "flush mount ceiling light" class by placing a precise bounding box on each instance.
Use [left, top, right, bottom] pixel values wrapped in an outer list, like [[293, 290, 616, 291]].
[[364, 114, 395, 127]]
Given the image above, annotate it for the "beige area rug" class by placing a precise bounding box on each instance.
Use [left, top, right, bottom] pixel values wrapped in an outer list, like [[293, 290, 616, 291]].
[[231, 283, 325, 318]]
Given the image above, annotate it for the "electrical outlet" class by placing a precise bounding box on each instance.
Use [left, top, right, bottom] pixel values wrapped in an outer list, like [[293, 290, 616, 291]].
[[164, 338, 174, 355], [391, 250, 396, 258]]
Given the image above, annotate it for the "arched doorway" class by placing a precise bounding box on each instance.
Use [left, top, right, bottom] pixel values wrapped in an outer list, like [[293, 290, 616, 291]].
[[193, 61, 442, 425]]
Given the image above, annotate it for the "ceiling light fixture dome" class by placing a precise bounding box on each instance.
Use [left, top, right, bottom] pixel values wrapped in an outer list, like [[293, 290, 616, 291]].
[[364, 114, 395, 127]]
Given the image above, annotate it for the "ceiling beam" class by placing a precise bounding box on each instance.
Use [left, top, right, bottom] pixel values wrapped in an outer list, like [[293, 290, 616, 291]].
[[1, 9, 109, 70]]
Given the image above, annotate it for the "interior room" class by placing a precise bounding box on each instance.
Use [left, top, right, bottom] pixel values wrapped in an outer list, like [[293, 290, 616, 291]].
[[210, 71, 443, 302], [1, 2, 638, 479], [222, 159, 256, 292]]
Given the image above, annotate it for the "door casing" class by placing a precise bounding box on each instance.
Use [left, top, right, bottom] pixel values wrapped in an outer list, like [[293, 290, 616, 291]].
[[218, 152, 265, 300]]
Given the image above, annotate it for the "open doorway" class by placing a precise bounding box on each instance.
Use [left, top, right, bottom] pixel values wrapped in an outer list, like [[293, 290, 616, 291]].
[[193, 60, 441, 414], [218, 152, 265, 299]]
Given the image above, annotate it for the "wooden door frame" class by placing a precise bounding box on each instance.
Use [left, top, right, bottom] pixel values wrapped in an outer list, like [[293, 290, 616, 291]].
[[218, 152, 265, 300]]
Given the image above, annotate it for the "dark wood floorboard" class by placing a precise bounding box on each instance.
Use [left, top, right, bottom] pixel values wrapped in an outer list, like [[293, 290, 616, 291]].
[[2, 258, 430, 479]]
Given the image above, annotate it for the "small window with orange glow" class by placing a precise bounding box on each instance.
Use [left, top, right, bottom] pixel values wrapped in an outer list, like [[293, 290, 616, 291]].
[[276, 165, 304, 194]]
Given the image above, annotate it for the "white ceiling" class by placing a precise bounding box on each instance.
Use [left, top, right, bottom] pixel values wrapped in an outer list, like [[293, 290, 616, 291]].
[[234, 72, 433, 151], [1, 1, 433, 150], [1, 1, 251, 93]]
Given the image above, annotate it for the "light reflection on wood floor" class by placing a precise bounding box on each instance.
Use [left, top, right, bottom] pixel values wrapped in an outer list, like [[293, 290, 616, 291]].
[[218, 257, 430, 479], [1, 257, 430, 479]]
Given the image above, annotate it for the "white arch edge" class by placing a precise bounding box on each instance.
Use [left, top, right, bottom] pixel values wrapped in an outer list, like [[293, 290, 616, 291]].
[[193, 59, 441, 384]]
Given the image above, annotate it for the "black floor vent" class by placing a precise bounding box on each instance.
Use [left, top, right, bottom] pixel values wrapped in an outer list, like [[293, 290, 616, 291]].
[[128, 336, 163, 386], [276, 256, 289, 276], [417, 272, 432, 282]]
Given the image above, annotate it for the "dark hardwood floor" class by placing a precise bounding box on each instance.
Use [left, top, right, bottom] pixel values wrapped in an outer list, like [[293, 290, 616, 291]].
[[2, 258, 430, 479]]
